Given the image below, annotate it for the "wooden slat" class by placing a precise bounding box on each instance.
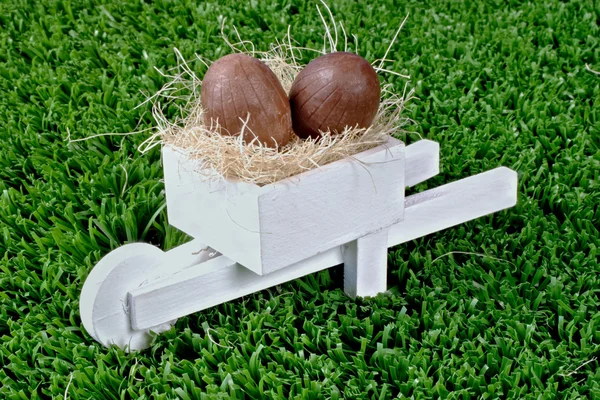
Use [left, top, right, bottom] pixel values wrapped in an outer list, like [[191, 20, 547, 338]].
[[404, 139, 440, 187], [388, 167, 518, 247], [129, 247, 343, 330]]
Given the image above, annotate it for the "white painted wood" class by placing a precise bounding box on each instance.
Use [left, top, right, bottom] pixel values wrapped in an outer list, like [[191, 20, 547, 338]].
[[163, 149, 263, 273], [128, 167, 518, 330], [79, 243, 171, 351], [79, 239, 218, 352], [151, 239, 221, 282], [343, 228, 389, 298], [404, 139, 440, 187], [257, 138, 404, 274], [82, 135, 519, 351], [163, 136, 405, 275], [128, 247, 344, 331], [388, 167, 518, 247]]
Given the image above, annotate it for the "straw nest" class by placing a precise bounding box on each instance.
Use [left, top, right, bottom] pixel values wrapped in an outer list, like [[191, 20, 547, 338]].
[[139, 5, 415, 186]]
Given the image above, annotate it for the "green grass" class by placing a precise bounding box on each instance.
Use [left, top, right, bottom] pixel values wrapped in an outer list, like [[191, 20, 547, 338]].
[[0, 0, 599, 398]]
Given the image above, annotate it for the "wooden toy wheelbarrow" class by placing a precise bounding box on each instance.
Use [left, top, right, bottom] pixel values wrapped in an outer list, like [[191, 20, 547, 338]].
[[80, 137, 518, 351]]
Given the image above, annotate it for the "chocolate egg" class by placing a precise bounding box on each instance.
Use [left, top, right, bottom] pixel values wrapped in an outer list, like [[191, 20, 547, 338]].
[[289, 52, 380, 139], [201, 53, 292, 147]]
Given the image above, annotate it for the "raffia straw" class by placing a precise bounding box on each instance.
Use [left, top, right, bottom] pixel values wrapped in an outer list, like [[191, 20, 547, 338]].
[[586, 63, 600, 75], [139, 8, 414, 186]]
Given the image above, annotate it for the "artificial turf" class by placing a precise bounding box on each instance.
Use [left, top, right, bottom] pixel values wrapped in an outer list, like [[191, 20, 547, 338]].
[[0, 0, 599, 398]]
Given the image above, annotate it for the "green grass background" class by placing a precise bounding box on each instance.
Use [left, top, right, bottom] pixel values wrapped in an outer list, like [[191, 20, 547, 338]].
[[1, 0, 599, 398]]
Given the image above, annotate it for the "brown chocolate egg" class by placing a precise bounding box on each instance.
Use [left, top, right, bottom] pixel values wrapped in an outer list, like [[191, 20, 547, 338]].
[[289, 52, 380, 139], [201, 53, 292, 147]]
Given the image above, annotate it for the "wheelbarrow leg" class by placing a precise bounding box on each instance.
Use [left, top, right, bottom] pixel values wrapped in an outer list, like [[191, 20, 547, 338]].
[[343, 228, 389, 298]]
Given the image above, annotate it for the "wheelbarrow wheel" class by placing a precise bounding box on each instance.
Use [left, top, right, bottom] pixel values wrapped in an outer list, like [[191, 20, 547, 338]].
[[79, 243, 174, 352]]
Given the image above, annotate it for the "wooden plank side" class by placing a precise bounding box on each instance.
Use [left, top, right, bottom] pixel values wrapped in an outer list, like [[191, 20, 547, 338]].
[[162, 146, 263, 273], [258, 137, 405, 274]]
